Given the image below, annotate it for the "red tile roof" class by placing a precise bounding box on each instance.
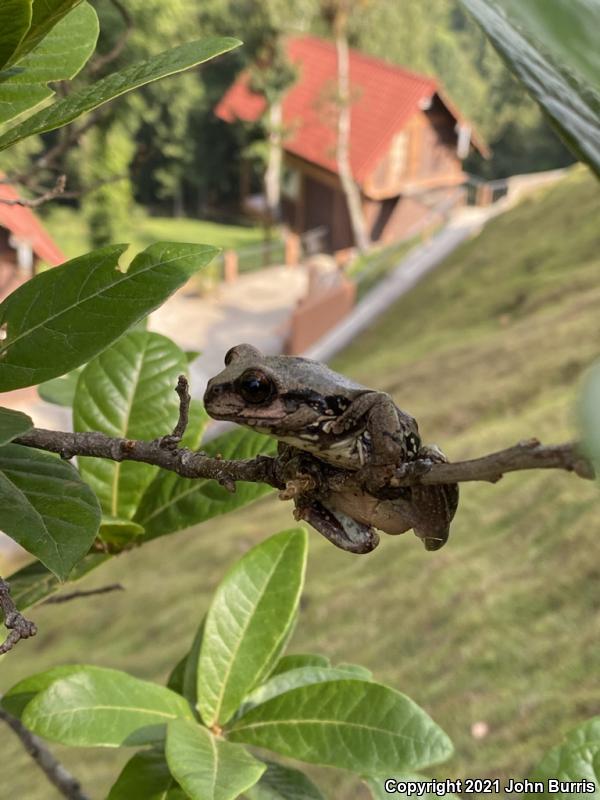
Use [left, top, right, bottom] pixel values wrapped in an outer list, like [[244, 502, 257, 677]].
[[216, 35, 482, 184], [0, 179, 65, 265]]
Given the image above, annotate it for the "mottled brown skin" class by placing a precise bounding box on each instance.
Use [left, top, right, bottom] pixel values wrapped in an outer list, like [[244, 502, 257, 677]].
[[204, 344, 458, 554]]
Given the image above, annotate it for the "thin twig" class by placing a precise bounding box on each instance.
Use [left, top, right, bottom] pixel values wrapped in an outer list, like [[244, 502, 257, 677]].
[[89, 0, 133, 74], [0, 578, 37, 655], [0, 175, 66, 208], [43, 583, 124, 605], [15, 425, 281, 490], [159, 374, 191, 449], [0, 706, 90, 800]]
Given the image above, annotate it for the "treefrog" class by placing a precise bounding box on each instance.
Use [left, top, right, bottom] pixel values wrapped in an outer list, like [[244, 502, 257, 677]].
[[204, 344, 458, 554]]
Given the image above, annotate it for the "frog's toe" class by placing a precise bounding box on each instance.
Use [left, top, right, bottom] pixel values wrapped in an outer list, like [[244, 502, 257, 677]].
[[295, 501, 379, 554], [415, 526, 449, 551]]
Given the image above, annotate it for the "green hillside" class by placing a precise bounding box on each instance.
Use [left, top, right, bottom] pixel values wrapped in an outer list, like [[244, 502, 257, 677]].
[[1, 168, 599, 799]]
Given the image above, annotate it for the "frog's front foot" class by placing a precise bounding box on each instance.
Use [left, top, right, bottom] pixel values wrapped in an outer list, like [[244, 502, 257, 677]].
[[294, 500, 379, 554], [358, 459, 433, 495]]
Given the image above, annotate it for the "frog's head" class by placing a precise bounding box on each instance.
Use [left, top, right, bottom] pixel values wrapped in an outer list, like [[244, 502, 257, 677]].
[[204, 343, 331, 434]]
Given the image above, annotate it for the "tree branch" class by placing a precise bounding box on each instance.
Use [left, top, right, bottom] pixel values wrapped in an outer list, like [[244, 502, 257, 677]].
[[89, 0, 133, 75], [13, 427, 282, 489], [0, 578, 37, 656], [0, 706, 90, 800], [13, 428, 594, 489], [0, 175, 66, 208]]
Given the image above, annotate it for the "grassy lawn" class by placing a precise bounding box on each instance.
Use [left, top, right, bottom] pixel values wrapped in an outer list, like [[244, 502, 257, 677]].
[[2, 168, 599, 799], [41, 205, 267, 261]]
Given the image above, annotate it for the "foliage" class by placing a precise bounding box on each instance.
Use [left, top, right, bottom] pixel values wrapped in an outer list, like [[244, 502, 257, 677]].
[[579, 363, 600, 470], [0, 4, 598, 798], [529, 717, 600, 796], [0, 242, 218, 391], [460, 0, 600, 177], [2, 530, 454, 798]]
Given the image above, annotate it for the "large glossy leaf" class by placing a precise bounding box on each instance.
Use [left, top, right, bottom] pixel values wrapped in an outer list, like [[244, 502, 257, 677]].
[[8, 0, 83, 65], [182, 618, 206, 711], [460, 0, 600, 175], [0, 406, 32, 445], [166, 719, 265, 800], [135, 427, 276, 541], [240, 666, 372, 716], [23, 666, 194, 747], [228, 680, 453, 775], [73, 331, 187, 519], [530, 717, 600, 796], [0, 443, 101, 579], [108, 749, 187, 800], [579, 362, 600, 469], [246, 761, 325, 800], [1, 664, 85, 719], [270, 653, 330, 677], [0, 242, 218, 391], [0, 37, 241, 150], [0, 2, 98, 126], [197, 529, 307, 728], [7, 552, 110, 610], [0, 0, 31, 70]]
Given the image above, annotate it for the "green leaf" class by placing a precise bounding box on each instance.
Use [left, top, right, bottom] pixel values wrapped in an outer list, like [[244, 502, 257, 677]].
[[197, 528, 307, 727], [134, 428, 276, 541], [7, 552, 109, 610], [0, 2, 98, 126], [580, 362, 600, 469], [38, 367, 82, 407], [98, 516, 145, 547], [0, 242, 218, 391], [0, 406, 32, 445], [239, 666, 371, 717], [1, 665, 85, 719], [108, 749, 187, 800], [0, 443, 100, 579], [182, 618, 205, 711], [334, 663, 373, 680], [271, 654, 330, 677], [185, 349, 201, 364], [228, 679, 453, 775], [460, 0, 600, 176], [73, 330, 187, 519], [23, 666, 194, 747], [9, 0, 84, 65], [167, 655, 188, 696], [246, 760, 325, 800], [530, 717, 600, 797], [0, 37, 241, 150], [0, 0, 31, 70], [166, 719, 265, 800]]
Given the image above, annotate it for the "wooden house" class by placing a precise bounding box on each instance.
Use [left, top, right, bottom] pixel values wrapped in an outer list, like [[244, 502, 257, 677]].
[[0, 179, 64, 301], [216, 35, 488, 252]]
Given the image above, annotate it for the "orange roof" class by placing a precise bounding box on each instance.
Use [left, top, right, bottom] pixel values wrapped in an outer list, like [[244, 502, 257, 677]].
[[0, 179, 65, 265], [216, 35, 486, 184]]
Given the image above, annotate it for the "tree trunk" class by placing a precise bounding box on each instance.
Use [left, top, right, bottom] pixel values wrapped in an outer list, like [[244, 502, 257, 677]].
[[335, 28, 370, 253], [264, 100, 283, 225]]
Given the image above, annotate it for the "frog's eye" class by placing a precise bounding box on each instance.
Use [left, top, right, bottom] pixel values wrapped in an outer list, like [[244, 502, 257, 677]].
[[236, 370, 274, 404]]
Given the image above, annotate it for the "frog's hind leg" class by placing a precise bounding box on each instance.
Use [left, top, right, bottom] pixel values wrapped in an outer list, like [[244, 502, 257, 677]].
[[294, 500, 379, 554], [412, 445, 459, 551]]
